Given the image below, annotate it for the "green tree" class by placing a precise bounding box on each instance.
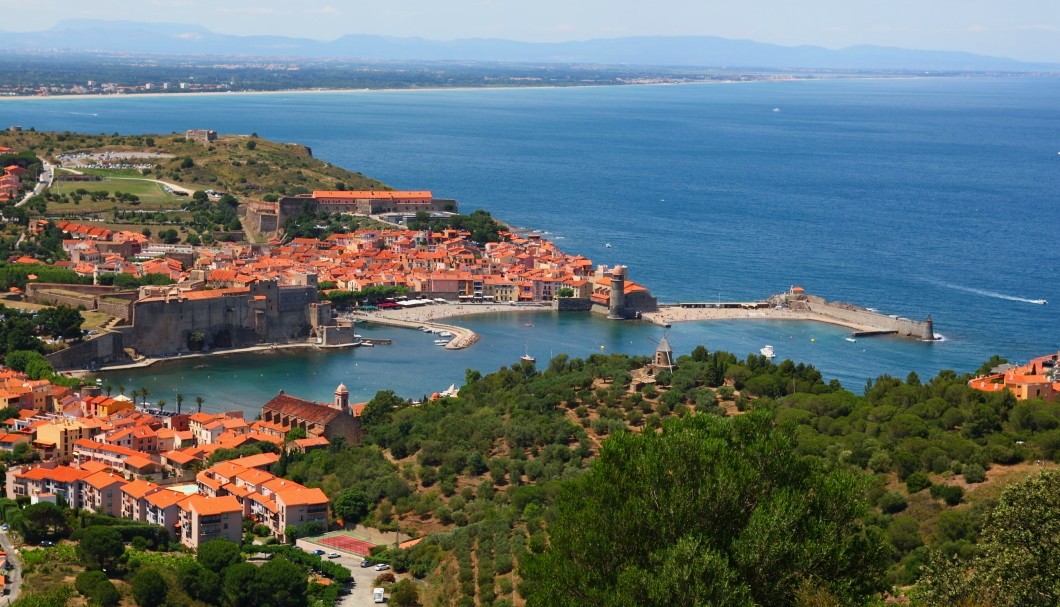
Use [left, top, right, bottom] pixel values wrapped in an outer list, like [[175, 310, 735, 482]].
[[912, 470, 1060, 607], [196, 538, 243, 571], [257, 557, 308, 607], [131, 569, 168, 607], [390, 578, 420, 606], [178, 561, 221, 604], [557, 287, 575, 298], [284, 427, 307, 442], [520, 411, 889, 607], [21, 501, 68, 543], [223, 562, 260, 607], [78, 526, 125, 571], [362, 390, 405, 427], [333, 488, 371, 526]]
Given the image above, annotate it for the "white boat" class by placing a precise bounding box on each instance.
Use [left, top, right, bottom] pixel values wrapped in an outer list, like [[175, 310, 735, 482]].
[[760, 345, 775, 358], [434, 339, 450, 345], [846, 337, 857, 343], [1031, 299, 1047, 305], [605, 243, 612, 248], [521, 338, 536, 363], [361, 342, 374, 348], [439, 331, 453, 337]]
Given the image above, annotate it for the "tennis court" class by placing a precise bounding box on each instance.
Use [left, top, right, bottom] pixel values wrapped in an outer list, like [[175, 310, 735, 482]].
[[312, 530, 379, 556]]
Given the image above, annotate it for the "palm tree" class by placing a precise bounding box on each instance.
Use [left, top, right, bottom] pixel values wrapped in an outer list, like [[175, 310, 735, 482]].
[[104, 384, 113, 397], [195, 396, 204, 413], [118, 384, 126, 396], [139, 387, 150, 406], [157, 399, 166, 414], [175, 393, 185, 415]]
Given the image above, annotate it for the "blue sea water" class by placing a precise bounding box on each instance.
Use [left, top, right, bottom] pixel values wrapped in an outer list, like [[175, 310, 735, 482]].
[[3, 78, 1059, 411]]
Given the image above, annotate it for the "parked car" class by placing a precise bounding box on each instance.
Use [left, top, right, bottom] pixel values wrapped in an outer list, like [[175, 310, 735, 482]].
[[327, 552, 340, 559], [374, 563, 390, 571], [312, 549, 325, 556], [360, 560, 373, 568], [0, 524, 8, 532]]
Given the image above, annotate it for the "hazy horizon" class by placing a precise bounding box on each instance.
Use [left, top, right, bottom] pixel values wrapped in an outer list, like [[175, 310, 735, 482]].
[[7, 1, 1060, 63]]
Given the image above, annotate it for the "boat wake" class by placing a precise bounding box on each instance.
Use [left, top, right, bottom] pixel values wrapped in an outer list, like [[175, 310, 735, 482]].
[[930, 280, 1047, 306]]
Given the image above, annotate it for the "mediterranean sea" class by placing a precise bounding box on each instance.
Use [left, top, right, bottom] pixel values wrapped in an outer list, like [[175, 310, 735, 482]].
[[4, 77, 1059, 412]]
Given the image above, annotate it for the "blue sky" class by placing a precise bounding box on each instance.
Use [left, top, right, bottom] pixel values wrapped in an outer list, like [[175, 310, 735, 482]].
[[9, 0, 1060, 62]]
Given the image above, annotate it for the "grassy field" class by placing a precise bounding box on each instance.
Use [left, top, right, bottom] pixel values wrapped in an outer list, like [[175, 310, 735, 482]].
[[46, 177, 189, 213]]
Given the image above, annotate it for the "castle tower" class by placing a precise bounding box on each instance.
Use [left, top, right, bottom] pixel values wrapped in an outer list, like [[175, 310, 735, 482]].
[[608, 265, 627, 320], [334, 383, 350, 413], [653, 335, 675, 371]]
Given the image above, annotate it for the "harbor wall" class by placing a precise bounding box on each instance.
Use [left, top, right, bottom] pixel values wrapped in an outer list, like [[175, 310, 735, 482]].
[[555, 298, 592, 312], [803, 301, 933, 340]]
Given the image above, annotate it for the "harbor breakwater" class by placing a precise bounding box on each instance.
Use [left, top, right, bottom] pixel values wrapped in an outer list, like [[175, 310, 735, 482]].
[[643, 290, 936, 341]]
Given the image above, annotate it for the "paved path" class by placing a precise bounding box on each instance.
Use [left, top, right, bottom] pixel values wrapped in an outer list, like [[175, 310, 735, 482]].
[[16, 157, 53, 206], [0, 529, 23, 604]]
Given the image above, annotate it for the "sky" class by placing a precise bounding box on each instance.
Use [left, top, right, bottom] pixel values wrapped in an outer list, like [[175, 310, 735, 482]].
[[6, 0, 1060, 62]]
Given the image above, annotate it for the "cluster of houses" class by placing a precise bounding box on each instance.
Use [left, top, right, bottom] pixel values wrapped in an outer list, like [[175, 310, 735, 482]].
[[2, 369, 362, 548], [37, 215, 653, 308], [968, 352, 1060, 402]]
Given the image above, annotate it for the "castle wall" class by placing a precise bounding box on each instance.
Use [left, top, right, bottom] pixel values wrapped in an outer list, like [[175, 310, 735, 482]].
[[47, 332, 127, 370], [127, 294, 261, 355]]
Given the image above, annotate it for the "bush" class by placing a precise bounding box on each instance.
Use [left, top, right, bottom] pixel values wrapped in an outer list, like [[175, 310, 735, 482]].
[[963, 463, 986, 484], [75, 570, 108, 596], [905, 472, 932, 494], [877, 491, 908, 514], [930, 483, 964, 506]]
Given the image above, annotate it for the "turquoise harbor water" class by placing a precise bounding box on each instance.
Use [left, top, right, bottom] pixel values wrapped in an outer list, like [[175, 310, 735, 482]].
[[4, 78, 1059, 411]]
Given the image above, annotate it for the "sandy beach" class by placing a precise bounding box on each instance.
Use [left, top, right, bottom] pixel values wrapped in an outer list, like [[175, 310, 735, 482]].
[[353, 302, 551, 349]]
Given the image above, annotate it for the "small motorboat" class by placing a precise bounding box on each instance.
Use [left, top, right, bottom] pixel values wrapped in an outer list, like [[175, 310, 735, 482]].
[[760, 345, 776, 358], [846, 337, 857, 343]]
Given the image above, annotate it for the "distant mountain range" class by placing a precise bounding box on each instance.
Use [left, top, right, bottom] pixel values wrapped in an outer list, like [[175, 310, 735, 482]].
[[2, 19, 1057, 72]]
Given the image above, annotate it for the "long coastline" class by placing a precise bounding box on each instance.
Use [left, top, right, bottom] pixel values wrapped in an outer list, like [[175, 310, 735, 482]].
[[0, 74, 932, 104]]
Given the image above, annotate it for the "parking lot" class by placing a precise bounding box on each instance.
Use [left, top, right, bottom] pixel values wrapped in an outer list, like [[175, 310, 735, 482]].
[[295, 538, 389, 606]]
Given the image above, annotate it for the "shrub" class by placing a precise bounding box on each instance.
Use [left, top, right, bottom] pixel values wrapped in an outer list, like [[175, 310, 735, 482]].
[[930, 483, 964, 506], [75, 570, 108, 596], [963, 463, 986, 484], [878, 491, 908, 514], [905, 472, 932, 494]]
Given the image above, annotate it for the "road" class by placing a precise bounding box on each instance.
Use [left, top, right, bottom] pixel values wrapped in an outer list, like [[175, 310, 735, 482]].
[[0, 529, 23, 604], [296, 538, 389, 606], [16, 157, 53, 207]]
